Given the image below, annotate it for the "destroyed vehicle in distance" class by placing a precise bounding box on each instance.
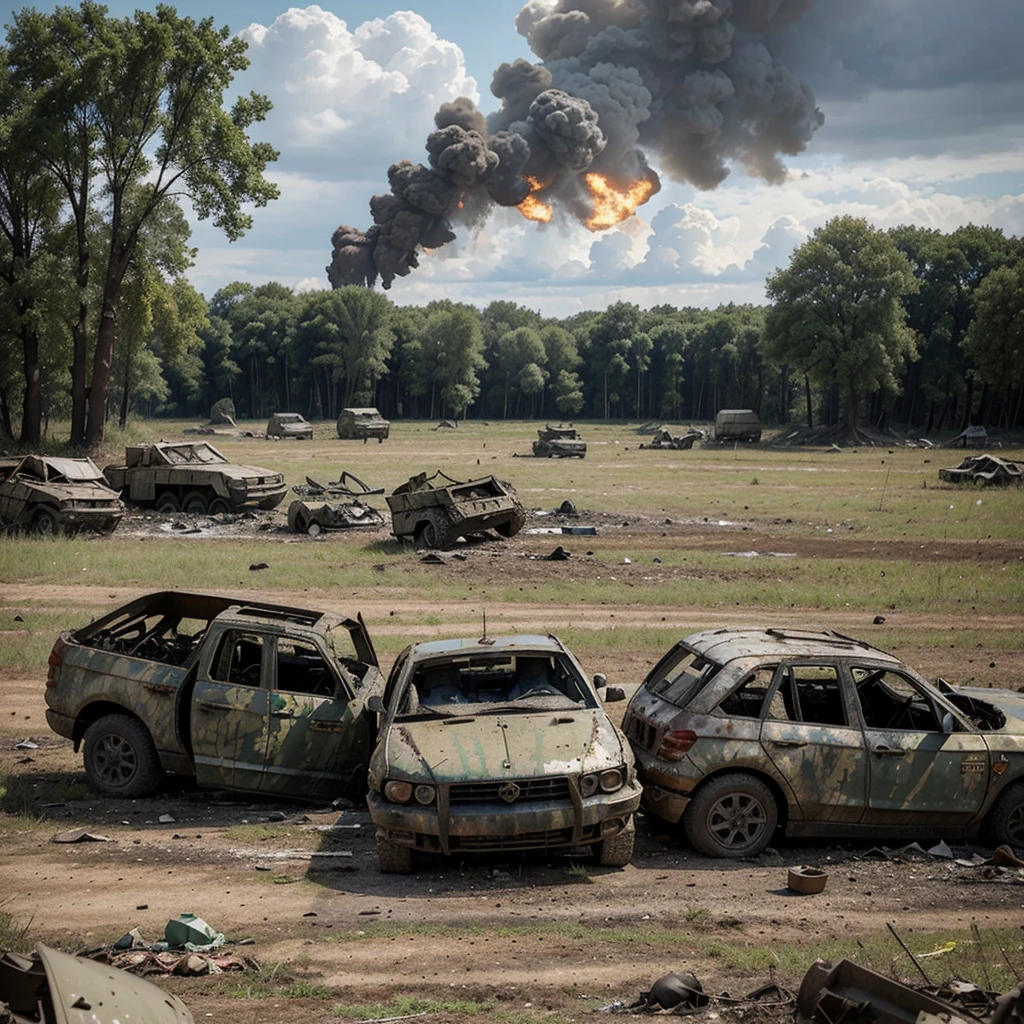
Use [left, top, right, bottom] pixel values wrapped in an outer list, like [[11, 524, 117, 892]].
[[337, 406, 390, 442], [266, 411, 314, 440], [714, 409, 762, 442], [938, 454, 1022, 486], [386, 470, 526, 549], [0, 455, 124, 535], [368, 633, 641, 873], [103, 441, 288, 513], [45, 590, 383, 800], [622, 626, 1024, 859], [640, 427, 706, 450], [288, 470, 387, 535], [533, 424, 587, 458], [1, 942, 195, 1024]]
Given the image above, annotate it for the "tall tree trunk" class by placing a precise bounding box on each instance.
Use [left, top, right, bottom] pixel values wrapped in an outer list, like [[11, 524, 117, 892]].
[[70, 311, 89, 447], [0, 388, 14, 443], [804, 372, 813, 428], [86, 296, 119, 447], [118, 336, 134, 429], [20, 323, 42, 445]]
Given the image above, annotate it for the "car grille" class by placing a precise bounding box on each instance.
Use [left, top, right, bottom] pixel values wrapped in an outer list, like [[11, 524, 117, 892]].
[[448, 776, 570, 804], [622, 713, 658, 751], [453, 824, 600, 852]]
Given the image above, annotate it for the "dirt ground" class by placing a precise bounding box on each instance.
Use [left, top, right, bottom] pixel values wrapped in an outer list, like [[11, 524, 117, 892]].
[[3, 514, 1024, 1024]]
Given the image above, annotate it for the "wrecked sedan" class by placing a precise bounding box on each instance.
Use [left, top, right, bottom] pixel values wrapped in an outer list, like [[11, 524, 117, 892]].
[[622, 627, 1024, 858], [45, 591, 383, 801], [0, 455, 123, 535], [266, 411, 314, 439], [1, 942, 193, 1024], [368, 634, 641, 872]]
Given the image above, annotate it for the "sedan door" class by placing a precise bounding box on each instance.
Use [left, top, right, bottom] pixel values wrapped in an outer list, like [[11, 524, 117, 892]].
[[851, 666, 990, 826]]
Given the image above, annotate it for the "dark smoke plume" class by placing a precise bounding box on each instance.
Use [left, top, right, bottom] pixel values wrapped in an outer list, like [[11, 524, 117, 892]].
[[327, 0, 823, 290]]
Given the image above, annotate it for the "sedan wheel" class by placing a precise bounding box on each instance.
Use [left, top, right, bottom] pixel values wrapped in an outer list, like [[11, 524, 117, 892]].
[[684, 773, 778, 859], [32, 507, 62, 536], [989, 782, 1024, 847]]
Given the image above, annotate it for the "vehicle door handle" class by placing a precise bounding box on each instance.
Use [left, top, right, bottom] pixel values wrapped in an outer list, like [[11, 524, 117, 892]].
[[771, 740, 807, 748], [271, 709, 295, 718], [872, 746, 906, 757], [197, 701, 234, 711]]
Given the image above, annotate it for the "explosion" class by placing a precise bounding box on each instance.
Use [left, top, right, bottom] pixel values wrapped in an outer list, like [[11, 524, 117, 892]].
[[584, 174, 657, 231], [327, 1, 825, 290], [517, 176, 554, 224]]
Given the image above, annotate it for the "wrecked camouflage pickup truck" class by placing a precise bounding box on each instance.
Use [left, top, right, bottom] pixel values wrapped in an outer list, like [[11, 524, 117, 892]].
[[45, 591, 383, 800]]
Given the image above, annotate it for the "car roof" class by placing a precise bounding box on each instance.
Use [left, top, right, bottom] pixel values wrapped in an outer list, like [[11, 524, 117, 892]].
[[681, 627, 902, 664], [407, 634, 567, 659]]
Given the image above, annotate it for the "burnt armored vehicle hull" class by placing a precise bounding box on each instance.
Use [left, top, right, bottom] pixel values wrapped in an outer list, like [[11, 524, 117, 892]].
[[387, 471, 526, 549]]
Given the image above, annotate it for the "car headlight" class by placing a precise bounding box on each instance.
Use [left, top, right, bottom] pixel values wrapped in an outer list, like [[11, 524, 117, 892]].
[[384, 780, 413, 803], [599, 768, 625, 793], [414, 784, 436, 805], [580, 774, 599, 798]]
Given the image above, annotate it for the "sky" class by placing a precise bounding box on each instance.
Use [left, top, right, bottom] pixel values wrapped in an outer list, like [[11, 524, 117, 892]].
[[8, 0, 1024, 316]]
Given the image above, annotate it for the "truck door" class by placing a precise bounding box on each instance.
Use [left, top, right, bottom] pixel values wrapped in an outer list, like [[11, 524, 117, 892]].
[[190, 629, 271, 793], [259, 637, 370, 801]]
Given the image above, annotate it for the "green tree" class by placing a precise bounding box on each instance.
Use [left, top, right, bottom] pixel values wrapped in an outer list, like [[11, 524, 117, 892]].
[[764, 216, 919, 430], [422, 305, 486, 419], [962, 259, 1024, 427], [495, 326, 546, 418], [7, 2, 278, 446]]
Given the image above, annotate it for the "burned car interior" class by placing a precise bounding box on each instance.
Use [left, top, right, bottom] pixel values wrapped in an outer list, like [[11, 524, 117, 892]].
[[397, 653, 594, 714]]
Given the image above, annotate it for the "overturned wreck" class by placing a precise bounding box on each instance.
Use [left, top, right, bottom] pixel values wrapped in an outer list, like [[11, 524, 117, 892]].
[[289, 471, 386, 534]]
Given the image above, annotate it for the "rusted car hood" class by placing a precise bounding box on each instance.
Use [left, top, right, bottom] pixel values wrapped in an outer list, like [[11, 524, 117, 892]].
[[954, 686, 1024, 730], [387, 709, 626, 781]]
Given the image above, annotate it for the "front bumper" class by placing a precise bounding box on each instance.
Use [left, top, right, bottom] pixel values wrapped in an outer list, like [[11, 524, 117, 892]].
[[369, 779, 642, 855]]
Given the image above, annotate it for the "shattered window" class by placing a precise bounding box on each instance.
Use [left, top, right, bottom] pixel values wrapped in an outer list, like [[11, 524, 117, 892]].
[[852, 667, 943, 731], [719, 667, 778, 718], [275, 639, 335, 698], [211, 631, 265, 687], [643, 648, 719, 708], [783, 665, 847, 726]]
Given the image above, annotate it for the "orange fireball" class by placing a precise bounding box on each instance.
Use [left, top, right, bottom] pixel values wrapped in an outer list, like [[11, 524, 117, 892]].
[[584, 173, 655, 230], [517, 175, 553, 224]]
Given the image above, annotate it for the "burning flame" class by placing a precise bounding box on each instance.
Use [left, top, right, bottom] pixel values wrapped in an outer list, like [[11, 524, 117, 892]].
[[584, 173, 655, 230], [517, 175, 553, 224]]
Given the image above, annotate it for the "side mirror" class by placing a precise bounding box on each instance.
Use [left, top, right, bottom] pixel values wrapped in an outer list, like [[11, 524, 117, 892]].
[[593, 672, 607, 688], [603, 686, 626, 703], [367, 694, 386, 714]]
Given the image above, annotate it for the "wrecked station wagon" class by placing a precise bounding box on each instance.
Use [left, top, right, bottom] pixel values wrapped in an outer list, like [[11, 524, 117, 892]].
[[45, 591, 383, 800], [367, 634, 642, 872], [622, 627, 1024, 858]]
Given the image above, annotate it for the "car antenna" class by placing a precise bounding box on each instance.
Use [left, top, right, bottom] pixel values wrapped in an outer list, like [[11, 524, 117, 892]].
[[479, 609, 495, 645]]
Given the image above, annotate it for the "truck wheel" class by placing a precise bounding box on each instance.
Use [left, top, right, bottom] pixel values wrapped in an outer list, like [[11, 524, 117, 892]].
[[988, 782, 1024, 848], [83, 715, 162, 797], [416, 513, 452, 549], [182, 491, 209, 513], [684, 773, 777, 859], [209, 498, 232, 514], [155, 493, 180, 513], [32, 507, 62, 536], [595, 817, 635, 867], [376, 832, 414, 874]]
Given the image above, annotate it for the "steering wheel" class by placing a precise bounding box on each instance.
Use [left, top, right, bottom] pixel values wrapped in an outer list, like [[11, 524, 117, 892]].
[[238, 664, 262, 686]]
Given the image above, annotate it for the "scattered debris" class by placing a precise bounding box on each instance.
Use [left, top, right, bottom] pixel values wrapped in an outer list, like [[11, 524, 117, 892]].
[[633, 972, 709, 1010], [52, 828, 113, 843], [249, 562, 269, 571], [787, 865, 828, 894], [13, 739, 38, 750], [946, 425, 989, 448], [639, 427, 706, 450], [433, 419, 458, 430]]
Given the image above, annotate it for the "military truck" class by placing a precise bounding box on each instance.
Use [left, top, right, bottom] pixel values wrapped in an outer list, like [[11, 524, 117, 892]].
[[713, 409, 762, 442], [0, 455, 123, 535], [533, 424, 587, 458], [386, 470, 526, 549], [44, 591, 383, 800], [337, 407, 390, 442], [103, 441, 287, 513]]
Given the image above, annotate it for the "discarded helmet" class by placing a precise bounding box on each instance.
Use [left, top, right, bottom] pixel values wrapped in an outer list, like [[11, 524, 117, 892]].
[[641, 972, 708, 1010]]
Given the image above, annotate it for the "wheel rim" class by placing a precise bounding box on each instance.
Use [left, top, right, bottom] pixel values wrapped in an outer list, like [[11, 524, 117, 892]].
[[93, 732, 138, 787], [421, 520, 438, 547], [705, 792, 769, 853], [209, 498, 231, 514], [35, 512, 58, 535], [1006, 802, 1024, 845], [307, 521, 321, 537]]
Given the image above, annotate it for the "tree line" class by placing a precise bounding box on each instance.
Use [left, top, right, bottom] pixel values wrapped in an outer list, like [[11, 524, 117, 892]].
[[3, 6, 1023, 447]]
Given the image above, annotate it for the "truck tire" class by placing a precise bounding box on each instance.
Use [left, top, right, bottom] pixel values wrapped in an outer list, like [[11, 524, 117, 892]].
[[988, 782, 1024, 848], [182, 490, 209, 513], [683, 773, 777, 859], [155, 493, 180, 513], [32, 507, 62, 536], [595, 817, 635, 867], [416, 511, 454, 550], [209, 498, 232, 514], [83, 714, 163, 797], [376, 832, 414, 874]]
